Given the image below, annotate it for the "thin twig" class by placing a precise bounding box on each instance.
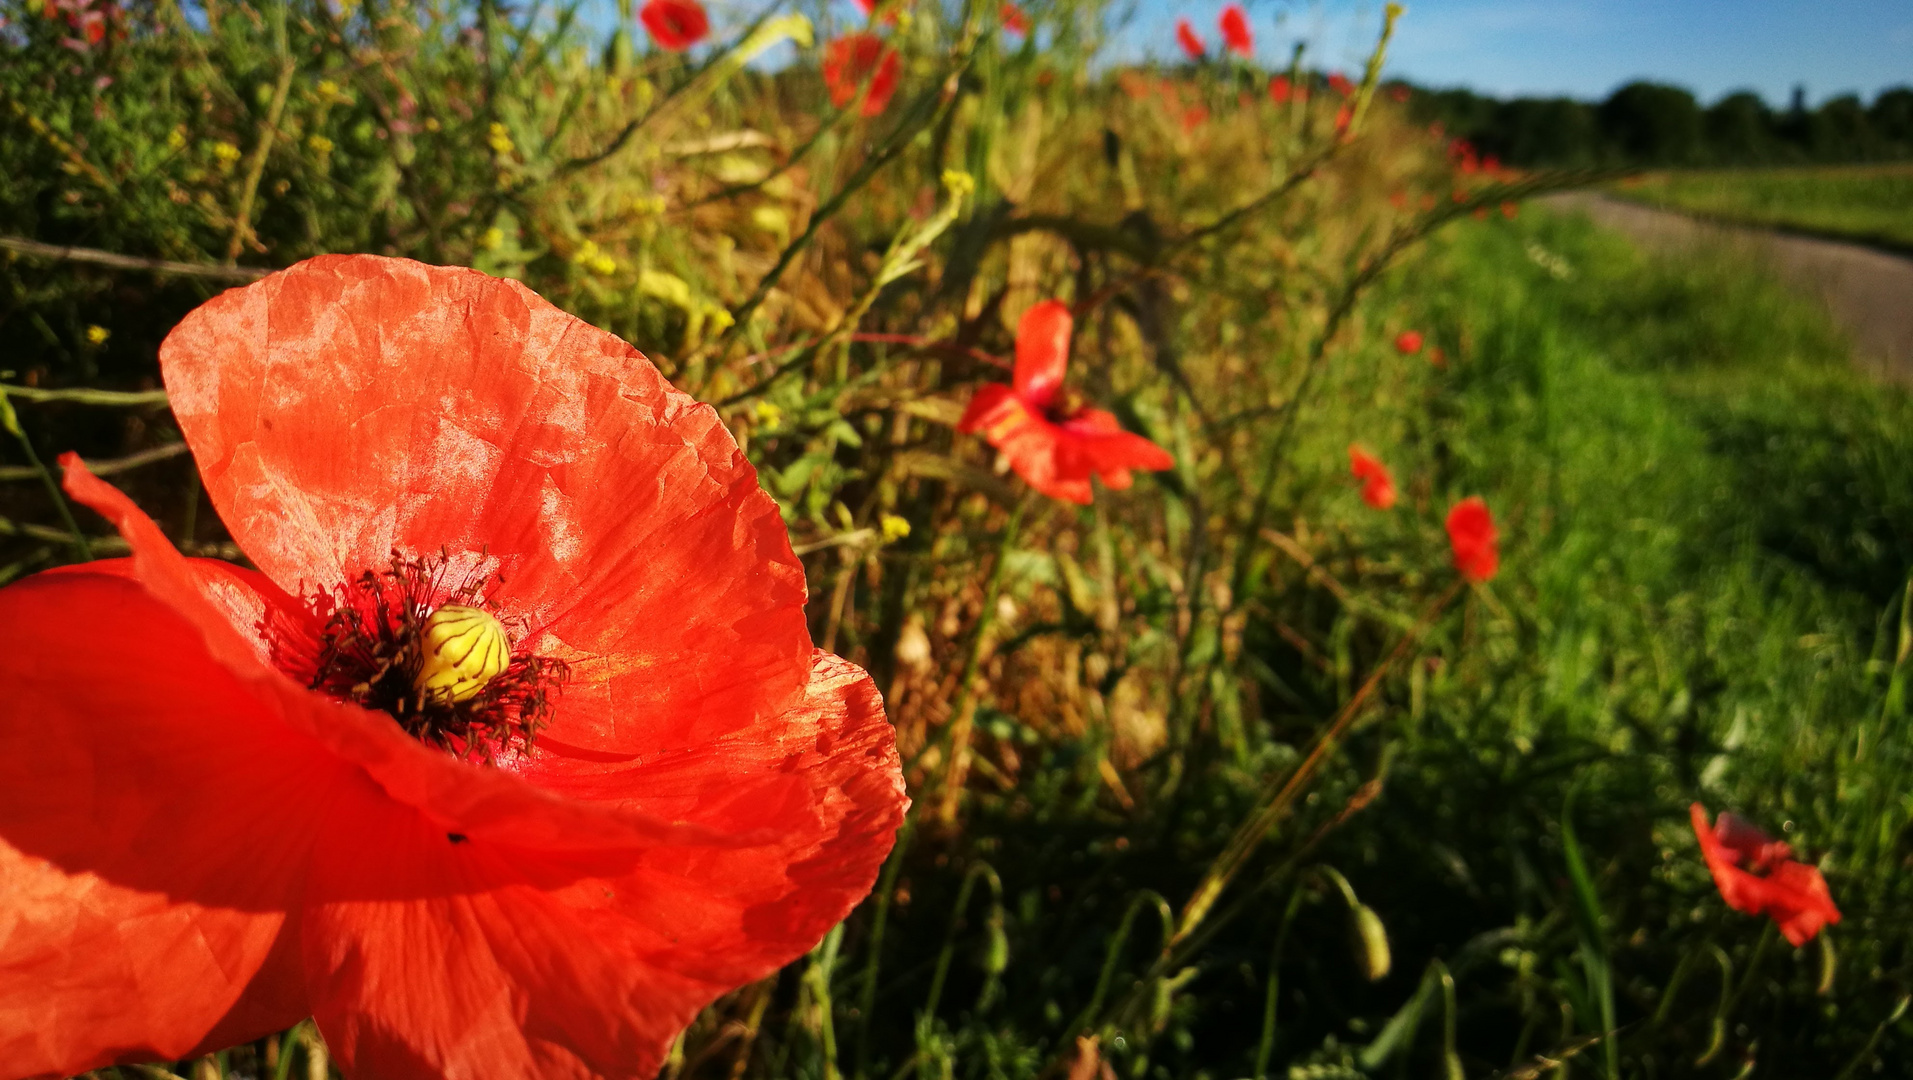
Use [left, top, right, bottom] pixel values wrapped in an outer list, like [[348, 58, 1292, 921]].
[[0, 442, 188, 483], [0, 236, 267, 282], [1, 384, 172, 406]]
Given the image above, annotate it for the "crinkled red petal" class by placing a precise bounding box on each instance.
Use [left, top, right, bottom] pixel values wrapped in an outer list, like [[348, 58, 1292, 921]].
[[0, 571, 313, 1075], [158, 256, 813, 760], [307, 653, 905, 1080]]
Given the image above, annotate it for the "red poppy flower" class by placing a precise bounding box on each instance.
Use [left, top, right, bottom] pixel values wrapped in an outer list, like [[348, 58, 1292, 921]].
[[1388, 84, 1410, 103], [1268, 73, 1291, 104], [957, 300, 1174, 505], [1000, 1, 1026, 35], [1690, 804, 1841, 946], [1445, 496, 1498, 583], [1427, 345, 1447, 369], [1218, 4, 1251, 55], [0, 256, 907, 1079], [1347, 445, 1397, 510], [1393, 329, 1423, 356], [1334, 104, 1352, 135], [639, 0, 708, 50], [1326, 71, 1353, 97], [1175, 18, 1204, 60], [823, 32, 901, 116], [1501, 200, 1520, 220]]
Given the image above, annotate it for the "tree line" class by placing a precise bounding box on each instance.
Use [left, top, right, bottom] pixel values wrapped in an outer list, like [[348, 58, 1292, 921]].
[[1405, 81, 1913, 167]]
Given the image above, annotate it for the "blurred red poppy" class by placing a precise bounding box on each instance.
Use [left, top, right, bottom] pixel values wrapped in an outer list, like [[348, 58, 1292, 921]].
[[1445, 496, 1498, 582], [639, 0, 708, 50], [1691, 804, 1841, 946], [0, 256, 907, 1079], [824, 32, 901, 116], [1334, 104, 1352, 135], [1326, 71, 1353, 97], [1218, 4, 1251, 55], [1175, 18, 1204, 60], [1348, 445, 1397, 510], [1001, 1, 1027, 35], [959, 300, 1174, 504], [1268, 73, 1291, 104], [1394, 329, 1423, 355], [1501, 200, 1520, 219]]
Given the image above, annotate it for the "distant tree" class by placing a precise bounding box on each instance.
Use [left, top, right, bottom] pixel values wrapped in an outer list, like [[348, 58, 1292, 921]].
[[1809, 94, 1876, 161], [1704, 91, 1778, 164], [1490, 97, 1600, 166], [1873, 86, 1913, 151], [1598, 81, 1703, 164]]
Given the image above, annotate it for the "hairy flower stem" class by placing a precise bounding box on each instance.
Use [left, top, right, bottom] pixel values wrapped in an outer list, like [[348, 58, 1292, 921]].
[[932, 494, 1029, 826]]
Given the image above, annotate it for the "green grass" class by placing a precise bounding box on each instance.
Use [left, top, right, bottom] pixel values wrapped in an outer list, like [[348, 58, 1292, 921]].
[[1614, 164, 1913, 250]]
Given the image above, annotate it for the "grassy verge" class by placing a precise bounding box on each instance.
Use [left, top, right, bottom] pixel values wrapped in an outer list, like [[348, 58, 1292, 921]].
[[1612, 164, 1913, 250]]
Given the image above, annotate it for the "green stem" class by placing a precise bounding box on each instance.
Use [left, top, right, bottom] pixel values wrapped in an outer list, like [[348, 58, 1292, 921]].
[[4, 417, 91, 561]]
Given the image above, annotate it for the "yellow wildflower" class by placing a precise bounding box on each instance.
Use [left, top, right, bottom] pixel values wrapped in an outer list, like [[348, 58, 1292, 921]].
[[306, 134, 334, 155], [487, 122, 515, 156], [84, 325, 110, 345], [881, 514, 912, 542]]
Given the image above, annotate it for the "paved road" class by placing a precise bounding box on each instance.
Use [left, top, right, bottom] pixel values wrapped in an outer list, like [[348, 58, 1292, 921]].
[[1542, 192, 1913, 382]]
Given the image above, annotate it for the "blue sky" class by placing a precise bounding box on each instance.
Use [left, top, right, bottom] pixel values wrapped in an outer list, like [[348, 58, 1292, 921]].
[[1131, 1, 1913, 105]]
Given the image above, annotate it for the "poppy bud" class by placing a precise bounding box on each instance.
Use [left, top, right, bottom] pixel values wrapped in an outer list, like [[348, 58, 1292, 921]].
[[415, 604, 511, 702], [979, 905, 1010, 975], [1351, 903, 1392, 981]]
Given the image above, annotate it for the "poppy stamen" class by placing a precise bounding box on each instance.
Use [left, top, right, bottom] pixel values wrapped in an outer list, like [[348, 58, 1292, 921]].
[[280, 551, 568, 763]]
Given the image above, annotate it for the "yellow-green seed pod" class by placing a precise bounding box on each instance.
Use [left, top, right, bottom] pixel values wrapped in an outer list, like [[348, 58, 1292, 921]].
[[415, 604, 510, 703], [1351, 903, 1392, 982]]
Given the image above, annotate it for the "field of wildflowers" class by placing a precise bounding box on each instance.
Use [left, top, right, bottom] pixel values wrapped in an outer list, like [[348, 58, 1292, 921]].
[[5, 0, 1913, 1077]]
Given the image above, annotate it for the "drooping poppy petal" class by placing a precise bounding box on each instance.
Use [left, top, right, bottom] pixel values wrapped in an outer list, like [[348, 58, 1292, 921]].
[[822, 33, 901, 116], [1445, 496, 1498, 583], [1013, 299, 1072, 410], [639, 0, 709, 51], [0, 570, 321, 1075], [1058, 408, 1175, 491], [308, 652, 902, 1080], [1690, 804, 1840, 947], [1218, 4, 1251, 55], [1394, 330, 1423, 356], [158, 256, 814, 762], [1347, 445, 1397, 510], [1175, 18, 1204, 60]]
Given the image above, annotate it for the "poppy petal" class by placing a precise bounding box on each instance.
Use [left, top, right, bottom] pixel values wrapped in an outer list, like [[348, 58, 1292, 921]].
[[304, 653, 905, 1079], [1013, 300, 1072, 410], [158, 256, 814, 760], [0, 571, 318, 1075]]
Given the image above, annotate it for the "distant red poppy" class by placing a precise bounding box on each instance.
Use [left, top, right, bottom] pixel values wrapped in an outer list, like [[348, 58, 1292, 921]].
[[1388, 84, 1410, 103], [1445, 496, 1498, 582], [823, 32, 901, 116], [1481, 153, 1502, 175], [1218, 4, 1251, 55], [0, 256, 907, 1079], [1501, 200, 1520, 219], [1427, 345, 1447, 369], [1334, 104, 1352, 135], [1326, 71, 1353, 97], [639, 0, 709, 50], [959, 300, 1174, 504], [1691, 804, 1841, 946], [1175, 18, 1204, 60], [1001, 1, 1027, 35], [1268, 73, 1291, 104], [1388, 190, 1408, 210], [1348, 445, 1397, 510], [1394, 330, 1423, 356]]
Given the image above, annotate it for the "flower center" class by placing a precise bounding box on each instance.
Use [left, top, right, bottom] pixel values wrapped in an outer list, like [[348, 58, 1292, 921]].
[[279, 551, 568, 763], [1041, 388, 1087, 425]]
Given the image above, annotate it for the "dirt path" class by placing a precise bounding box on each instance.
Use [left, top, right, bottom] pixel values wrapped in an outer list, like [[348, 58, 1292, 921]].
[[1541, 192, 1913, 382]]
